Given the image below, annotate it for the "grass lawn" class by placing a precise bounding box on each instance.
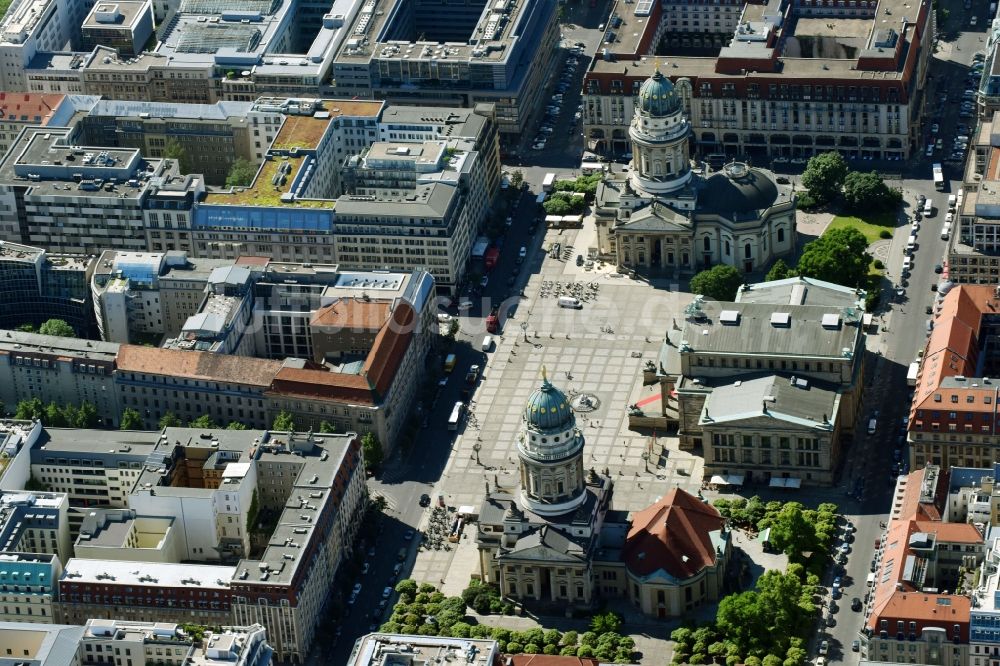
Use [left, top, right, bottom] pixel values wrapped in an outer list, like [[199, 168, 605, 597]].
[[828, 212, 897, 244]]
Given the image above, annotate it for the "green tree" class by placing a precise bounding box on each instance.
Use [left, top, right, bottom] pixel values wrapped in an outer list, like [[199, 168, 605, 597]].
[[765, 259, 793, 282], [842, 171, 903, 212], [15, 323, 35, 333], [271, 410, 295, 431], [44, 402, 67, 427], [690, 264, 743, 301], [396, 579, 418, 597], [15, 398, 44, 420], [226, 158, 258, 188], [246, 490, 259, 533], [120, 408, 143, 430], [318, 420, 336, 433], [226, 421, 249, 430], [158, 412, 182, 429], [362, 432, 384, 471], [510, 169, 524, 190], [796, 226, 871, 288], [542, 196, 573, 215], [589, 611, 623, 634], [24, 474, 49, 492], [38, 318, 74, 337], [801, 151, 848, 204], [188, 414, 218, 429], [164, 139, 192, 174], [75, 402, 99, 428]]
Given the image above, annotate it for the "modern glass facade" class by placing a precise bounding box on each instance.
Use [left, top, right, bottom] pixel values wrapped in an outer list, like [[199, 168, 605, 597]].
[[0, 251, 97, 337]]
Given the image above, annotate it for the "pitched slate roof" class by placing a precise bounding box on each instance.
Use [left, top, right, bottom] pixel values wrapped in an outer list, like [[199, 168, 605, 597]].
[[505, 524, 587, 563]]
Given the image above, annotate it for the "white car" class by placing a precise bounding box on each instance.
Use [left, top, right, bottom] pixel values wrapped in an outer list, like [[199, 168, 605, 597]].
[[931, 123, 940, 134], [531, 141, 546, 150]]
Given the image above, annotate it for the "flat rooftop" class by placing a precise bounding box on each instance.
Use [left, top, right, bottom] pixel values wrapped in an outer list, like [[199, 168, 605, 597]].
[[0, 330, 121, 361], [347, 634, 499, 666], [61, 559, 236, 588], [0, 240, 43, 261], [202, 155, 334, 208], [82, 1, 149, 29], [270, 101, 383, 151]]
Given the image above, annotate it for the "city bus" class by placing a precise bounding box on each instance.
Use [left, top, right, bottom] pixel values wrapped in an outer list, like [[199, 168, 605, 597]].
[[933, 163, 944, 191], [448, 402, 465, 430]]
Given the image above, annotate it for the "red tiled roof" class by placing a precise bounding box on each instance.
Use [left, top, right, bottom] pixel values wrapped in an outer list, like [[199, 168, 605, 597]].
[[116, 345, 282, 386], [0, 93, 65, 125], [267, 367, 374, 404], [867, 468, 979, 637], [363, 302, 415, 399], [623, 487, 724, 579], [310, 299, 389, 330]]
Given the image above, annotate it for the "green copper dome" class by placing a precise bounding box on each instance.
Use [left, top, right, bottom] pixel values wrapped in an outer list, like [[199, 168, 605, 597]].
[[523, 372, 573, 431], [637, 67, 681, 117]]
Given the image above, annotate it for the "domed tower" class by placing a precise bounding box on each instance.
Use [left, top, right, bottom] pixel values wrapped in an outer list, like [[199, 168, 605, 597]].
[[517, 369, 587, 517], [629, 64, 693, 196]]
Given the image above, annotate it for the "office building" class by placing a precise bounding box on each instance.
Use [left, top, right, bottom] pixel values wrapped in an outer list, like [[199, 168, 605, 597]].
[[0, 93, 73, 155], [79, 1, 154, 57], [657, 278, 868, 486], [582, 0, 933, 161], [0, 241, 97, 337], [0, 621, 85, 666]]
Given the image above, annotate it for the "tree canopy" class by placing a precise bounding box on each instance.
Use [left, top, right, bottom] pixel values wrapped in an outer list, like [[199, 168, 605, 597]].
[[38, 319, 74, 337], [271, 410, 295, 431], [690, 264, 743, 301], [188, 414, 218, 428], [842, 171, 903, 212], [362, 432, 383, 471], [164, 140, 192, 174], [796, 226, 871, 288], [120, 408, 143, 430], [765, 259, 793, 282], [226, 158, 258, 188], [158, 412, 182, 429], [801, 151, 848, 204]]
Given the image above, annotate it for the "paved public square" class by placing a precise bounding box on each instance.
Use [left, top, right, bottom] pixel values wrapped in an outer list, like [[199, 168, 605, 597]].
[[409, 223, 704, 602]]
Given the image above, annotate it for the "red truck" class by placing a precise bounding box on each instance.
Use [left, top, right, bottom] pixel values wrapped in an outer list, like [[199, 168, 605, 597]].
[[486, 306, 500, 334], [484, 247, 500, 271]]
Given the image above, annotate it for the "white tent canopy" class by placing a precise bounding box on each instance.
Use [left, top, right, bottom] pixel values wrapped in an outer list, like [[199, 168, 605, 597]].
[[769, 477, 802, 489], [710, 474, 746, 486]]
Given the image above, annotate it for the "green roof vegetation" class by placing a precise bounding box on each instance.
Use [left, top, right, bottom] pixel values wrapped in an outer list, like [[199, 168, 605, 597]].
[[203, 157, 335, 209]]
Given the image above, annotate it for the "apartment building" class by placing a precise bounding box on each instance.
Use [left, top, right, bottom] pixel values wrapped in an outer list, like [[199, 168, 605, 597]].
[[972, 534, 1000, 666], [949, 117, 1000, 284], [0, 424, 365, 662], [658, 278, 867, 485], [0, 332, 121, 426], [582, 0, 933, 161], [908, 285, 1000, 470], [0, 0, 91, 91], [79, 620, 273, 666], [0, 553, 61, 624], [0, 241, 97, 336], [56, 560, 236, 626], [861, 466, 984, 664]]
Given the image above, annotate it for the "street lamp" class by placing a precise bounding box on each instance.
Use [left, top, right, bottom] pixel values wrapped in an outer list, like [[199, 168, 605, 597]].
[[473, 440, 482, 465], [521, 320, 528, 343], [641, 451, 650, 473]]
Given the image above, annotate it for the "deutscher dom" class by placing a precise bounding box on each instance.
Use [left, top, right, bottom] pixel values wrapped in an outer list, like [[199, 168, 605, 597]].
[[594, 64, 798, 275], [474, 369, 732, 616]]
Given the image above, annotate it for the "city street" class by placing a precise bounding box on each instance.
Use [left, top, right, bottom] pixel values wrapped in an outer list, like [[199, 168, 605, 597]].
[[319, 1, 992, 662]]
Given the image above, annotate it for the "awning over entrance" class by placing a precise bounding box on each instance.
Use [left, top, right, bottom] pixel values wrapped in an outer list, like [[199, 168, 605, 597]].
[[769, 477, 802, 489], [710, 474, 745, 486]]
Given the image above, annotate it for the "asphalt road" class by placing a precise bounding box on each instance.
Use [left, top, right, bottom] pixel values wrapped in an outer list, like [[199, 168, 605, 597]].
[[317, 3, 989, 661], [815, 5, 987, 660]]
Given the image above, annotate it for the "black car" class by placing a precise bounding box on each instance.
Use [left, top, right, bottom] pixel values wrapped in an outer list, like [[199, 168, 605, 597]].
[[576, 254, 584, 266], [419, 494, 431, 507], [926, 305, 933, 315], [934, 263, 943, 273], [851, 597, 863, 611]]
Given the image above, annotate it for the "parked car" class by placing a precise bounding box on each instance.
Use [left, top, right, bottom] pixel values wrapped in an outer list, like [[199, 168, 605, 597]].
[[852, 597, 863, 611], [382, 586, 393, 599], [852, 640, 861, 652], [819, 640, 829, 656]]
